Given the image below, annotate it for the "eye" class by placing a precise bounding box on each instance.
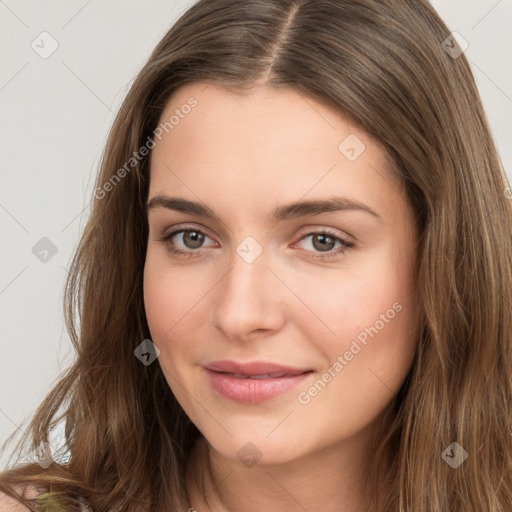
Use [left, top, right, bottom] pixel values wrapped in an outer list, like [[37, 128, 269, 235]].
[[293, 230, 354, 260], [159, 227, 217, 257], [158, 226, 354, 260]]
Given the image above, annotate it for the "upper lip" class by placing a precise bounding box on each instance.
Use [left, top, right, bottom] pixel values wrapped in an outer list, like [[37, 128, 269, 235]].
[[204, 360, 311, 377]]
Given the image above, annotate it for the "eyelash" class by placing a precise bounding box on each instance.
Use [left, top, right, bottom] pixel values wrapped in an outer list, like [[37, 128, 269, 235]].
[[158, 226, 355, 260]]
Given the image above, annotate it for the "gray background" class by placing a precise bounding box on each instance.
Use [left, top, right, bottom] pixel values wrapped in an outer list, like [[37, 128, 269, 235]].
[[1, 0, 511, 468]]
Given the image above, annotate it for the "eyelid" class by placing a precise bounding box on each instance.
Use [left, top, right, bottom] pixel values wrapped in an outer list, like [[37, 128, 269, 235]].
[[161, 223, 216, 241], [295, 224, 354, 243], [159, 223, 355, 262], [160, 223, 352, 241]]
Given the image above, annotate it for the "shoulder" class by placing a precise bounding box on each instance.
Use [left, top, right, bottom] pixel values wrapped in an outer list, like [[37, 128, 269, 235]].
[[0, 493, 29, 511], [0, 485, 90, 511], [0, 485, 39, 511]]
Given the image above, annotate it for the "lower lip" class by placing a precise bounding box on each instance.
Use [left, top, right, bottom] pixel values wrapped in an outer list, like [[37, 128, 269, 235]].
[[204, 368, 313, 404]]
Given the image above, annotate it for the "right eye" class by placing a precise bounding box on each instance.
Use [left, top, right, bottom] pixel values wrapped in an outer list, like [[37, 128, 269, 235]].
[[159, 228, 217, 257]]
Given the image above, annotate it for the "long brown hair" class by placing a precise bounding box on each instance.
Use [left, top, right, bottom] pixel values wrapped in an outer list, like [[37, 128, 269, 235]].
[[2, 0, 512, 510]]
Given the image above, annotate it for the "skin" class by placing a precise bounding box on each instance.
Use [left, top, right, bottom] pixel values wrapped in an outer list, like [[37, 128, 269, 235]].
[[143, 81, 420, 512]]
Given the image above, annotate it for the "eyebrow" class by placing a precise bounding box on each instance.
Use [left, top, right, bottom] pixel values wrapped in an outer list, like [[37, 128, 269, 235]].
[[146, 194, 383, 224]]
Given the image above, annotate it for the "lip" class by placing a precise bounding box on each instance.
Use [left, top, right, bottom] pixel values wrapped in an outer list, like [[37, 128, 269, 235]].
[[203, 360, 313, 404], [204, 360, 310, 376]]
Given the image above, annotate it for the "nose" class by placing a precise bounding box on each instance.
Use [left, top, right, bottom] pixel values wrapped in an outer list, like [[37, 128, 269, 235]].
[[212, 244, 286, 341]]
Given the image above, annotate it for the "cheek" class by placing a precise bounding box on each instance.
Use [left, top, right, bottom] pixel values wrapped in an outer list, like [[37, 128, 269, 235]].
[[291, 283, 417, 447], [292, 259, 415, 348], [142, 254, 216, 362], [292, 244, 418, 390], [143, 266, 174, 343]]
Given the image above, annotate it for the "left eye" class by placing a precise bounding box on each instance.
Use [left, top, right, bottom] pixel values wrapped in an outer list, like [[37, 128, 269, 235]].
[[159, 228, 354, 260], [295, 232, 354, 259]]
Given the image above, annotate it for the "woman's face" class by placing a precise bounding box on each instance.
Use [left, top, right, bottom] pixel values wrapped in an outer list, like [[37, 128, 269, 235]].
[[144, 81, 419, 465]]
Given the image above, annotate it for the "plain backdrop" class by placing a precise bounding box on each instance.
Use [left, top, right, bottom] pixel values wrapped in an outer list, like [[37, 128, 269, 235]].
[[1, 0, 511, 468]]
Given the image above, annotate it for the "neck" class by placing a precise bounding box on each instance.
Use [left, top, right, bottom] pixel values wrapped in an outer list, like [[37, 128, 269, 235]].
[[185, 420, 391, 512]]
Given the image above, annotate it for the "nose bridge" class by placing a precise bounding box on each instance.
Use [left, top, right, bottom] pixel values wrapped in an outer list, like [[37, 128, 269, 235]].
[[222, 239, 270, 308], [212, 237, 284, 337]]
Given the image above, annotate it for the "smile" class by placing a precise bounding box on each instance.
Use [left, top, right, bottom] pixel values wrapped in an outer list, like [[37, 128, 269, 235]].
[[203, 363, 314, 404]]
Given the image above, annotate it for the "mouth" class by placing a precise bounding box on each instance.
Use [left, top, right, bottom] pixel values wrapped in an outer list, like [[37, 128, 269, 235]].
[[216, 371, 310, 379], [204, 359, 311, 377], [203, 361, 314, 403]]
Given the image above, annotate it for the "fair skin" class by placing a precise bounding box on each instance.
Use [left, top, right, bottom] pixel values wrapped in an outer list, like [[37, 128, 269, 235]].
[[144, 81, 420, 512]]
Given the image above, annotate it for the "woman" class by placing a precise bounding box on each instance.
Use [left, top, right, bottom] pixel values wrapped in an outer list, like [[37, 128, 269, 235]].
[[1, 0, 512, 510]]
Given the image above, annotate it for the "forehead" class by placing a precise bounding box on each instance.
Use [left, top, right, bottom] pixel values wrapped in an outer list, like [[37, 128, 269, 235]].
[[148, 81, 403, 223]]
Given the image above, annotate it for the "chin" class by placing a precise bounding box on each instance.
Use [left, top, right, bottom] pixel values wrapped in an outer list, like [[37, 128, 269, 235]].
[[199, 426, 312, 468]]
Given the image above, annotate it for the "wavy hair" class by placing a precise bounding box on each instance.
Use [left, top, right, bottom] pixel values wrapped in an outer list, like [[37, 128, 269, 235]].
[[2, 0, 512, 510]]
